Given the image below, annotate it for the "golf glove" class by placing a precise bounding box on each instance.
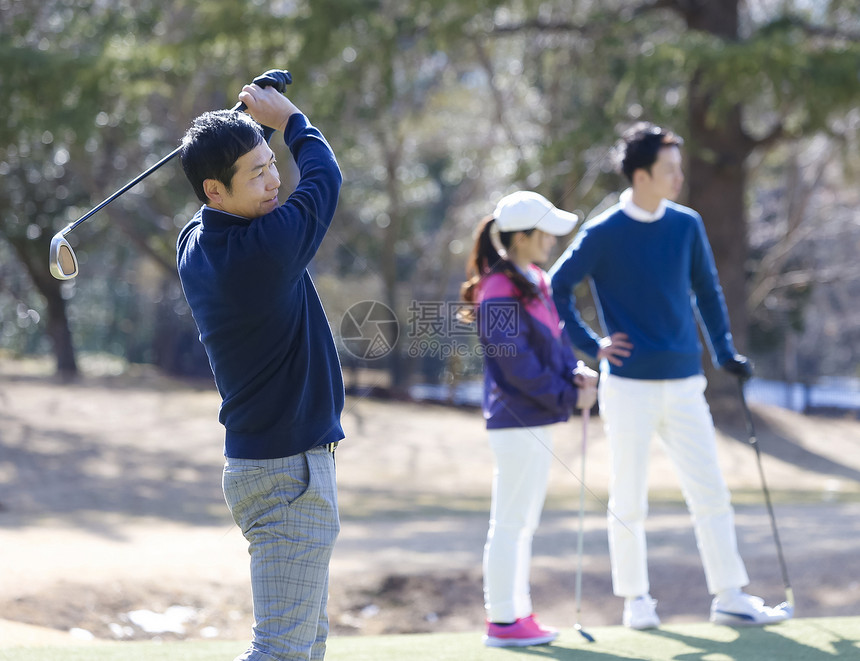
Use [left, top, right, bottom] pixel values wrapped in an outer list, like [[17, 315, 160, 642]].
[[252, 69, 292, 92], [250, 69, 292, 143], [723, 354, 753, 381]]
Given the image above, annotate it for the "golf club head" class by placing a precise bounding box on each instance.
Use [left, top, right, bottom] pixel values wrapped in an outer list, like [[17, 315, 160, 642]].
[[49, 232, 79, 280], [775, 601, 794, 619], [574, 623, 596, 643]]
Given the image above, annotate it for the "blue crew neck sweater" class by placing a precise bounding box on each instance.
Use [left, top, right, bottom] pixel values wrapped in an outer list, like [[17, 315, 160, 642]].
[[549, 201, 737, 380], [176, 113, 344, 459]]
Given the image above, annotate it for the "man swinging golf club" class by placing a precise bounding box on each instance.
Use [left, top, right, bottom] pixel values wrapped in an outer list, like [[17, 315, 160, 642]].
[[176, 75, 344, 660], [550, 123, 792, 629], [49, 70, 293, 281]]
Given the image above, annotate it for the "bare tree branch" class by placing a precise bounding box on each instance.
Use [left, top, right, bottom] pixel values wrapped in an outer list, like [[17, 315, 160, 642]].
[[632, 0, 687, 17], [770, 15, 860, 43], [107, 207, 180, 280], [489, 19, 590, 35], [488, 0, 686, 36], [754, 263, 860, 296], [748, 150, 829, 313], [751, 123, 786, 151], [471, 36, 528, 168]]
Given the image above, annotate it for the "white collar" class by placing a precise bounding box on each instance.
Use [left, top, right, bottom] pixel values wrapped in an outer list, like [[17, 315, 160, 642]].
[[204, 204, 250, 220], [620, 188, 667, 223]]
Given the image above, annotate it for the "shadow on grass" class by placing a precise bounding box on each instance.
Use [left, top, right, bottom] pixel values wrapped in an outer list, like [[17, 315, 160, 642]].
[[0, 416, 228, 536], [643, 619, 860, 661], [715, 404, 860, 487], [441, 617, 860, 660]]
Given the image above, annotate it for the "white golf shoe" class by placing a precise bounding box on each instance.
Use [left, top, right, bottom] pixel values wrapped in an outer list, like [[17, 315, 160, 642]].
[[710, 591, 792, 626], [623, 595, 661, 630]]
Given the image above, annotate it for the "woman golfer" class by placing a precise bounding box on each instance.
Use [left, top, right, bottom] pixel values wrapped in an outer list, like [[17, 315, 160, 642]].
[[461, 191, 598, 647]]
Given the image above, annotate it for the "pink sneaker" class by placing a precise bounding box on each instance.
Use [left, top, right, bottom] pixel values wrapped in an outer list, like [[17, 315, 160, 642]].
[[484, 614, 559, 647]]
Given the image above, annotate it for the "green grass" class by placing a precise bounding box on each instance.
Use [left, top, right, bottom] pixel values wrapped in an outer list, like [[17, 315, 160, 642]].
[[4, 617, 859, 661]]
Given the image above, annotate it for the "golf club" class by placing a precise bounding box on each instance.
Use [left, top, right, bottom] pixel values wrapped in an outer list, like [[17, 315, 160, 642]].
[[574, 408, 595, 643], [49, 69, 292, 280], [736, 376, 795, 614]]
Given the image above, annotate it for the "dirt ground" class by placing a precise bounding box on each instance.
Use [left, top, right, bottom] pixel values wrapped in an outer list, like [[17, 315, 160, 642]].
[[1, 356, 859, 644]]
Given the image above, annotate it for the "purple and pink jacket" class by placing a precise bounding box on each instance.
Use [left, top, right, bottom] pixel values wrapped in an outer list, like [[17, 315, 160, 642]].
[[476, 265, 581, 429]]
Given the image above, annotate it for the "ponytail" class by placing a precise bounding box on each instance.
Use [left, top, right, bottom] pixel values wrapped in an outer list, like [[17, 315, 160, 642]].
[[460, 216, 500, 307], [459, 215, 539, 323]]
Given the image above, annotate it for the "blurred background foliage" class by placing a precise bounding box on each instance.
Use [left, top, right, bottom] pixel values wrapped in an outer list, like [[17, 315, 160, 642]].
[[1, 0, 858, 398]]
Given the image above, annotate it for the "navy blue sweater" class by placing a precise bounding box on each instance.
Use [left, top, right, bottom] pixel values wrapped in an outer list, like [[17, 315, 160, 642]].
[[550, 201, 737, 380], [176, 114, 344, 459]]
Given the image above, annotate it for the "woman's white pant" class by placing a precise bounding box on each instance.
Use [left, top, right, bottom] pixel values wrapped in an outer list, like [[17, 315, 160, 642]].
[[483, 425, 554, 623], [599, 374, 749, 597]]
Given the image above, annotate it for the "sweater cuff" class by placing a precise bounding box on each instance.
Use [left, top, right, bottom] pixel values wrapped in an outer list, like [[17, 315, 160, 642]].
[[284, 112, 311, 144]]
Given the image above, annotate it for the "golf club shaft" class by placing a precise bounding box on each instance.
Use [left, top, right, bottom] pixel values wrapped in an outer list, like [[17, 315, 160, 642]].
[[60, 145, 180, 237], [737, 379, 794, 607], [59, 101, 244, 238], [575, 409, 588, 613]]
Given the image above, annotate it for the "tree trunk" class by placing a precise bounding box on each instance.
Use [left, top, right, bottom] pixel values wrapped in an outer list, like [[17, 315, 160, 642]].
[[381, 133, 406, 391], [686, 83, 751, 353], [680, 0, 754, 406], [42, 283, 79, 379], [8, 236, 79, 380]]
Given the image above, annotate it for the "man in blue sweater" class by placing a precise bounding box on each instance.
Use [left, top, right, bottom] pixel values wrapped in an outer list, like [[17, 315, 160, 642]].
[[177, 81, 343, 660], [550, 123, 790, 629]]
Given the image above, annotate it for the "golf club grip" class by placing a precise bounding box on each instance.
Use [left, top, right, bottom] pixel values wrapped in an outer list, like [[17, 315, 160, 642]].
[[233, 69, 292, 112]]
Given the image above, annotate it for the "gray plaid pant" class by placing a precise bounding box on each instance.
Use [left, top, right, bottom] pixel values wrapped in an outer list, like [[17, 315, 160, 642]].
[[224, 446, 340, 661]]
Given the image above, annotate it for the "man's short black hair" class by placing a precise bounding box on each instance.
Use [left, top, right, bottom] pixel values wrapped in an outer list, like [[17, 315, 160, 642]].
[[618, 122, 684, 183], [180, 110, 265, 203]]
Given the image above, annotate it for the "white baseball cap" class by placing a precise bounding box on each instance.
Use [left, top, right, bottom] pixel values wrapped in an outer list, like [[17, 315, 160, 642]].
[[493, 191, 579, 236]]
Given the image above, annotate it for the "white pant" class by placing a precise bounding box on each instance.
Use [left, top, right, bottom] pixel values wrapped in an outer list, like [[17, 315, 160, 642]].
[[483, 425, 554, 623], [599, 374, 749, 597]]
